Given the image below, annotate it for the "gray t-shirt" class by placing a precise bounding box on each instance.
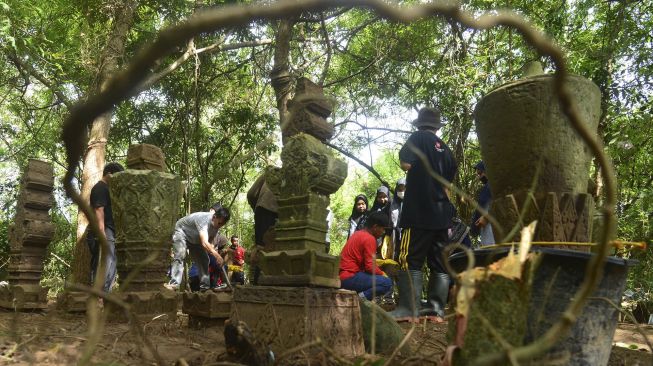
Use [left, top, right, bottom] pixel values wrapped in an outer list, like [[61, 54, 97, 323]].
[[174, 212, 217, 245]]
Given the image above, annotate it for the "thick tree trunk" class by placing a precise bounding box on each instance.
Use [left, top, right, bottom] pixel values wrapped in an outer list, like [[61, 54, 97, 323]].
[[270, 18, 295, 130], [70, 1, 138, 284]]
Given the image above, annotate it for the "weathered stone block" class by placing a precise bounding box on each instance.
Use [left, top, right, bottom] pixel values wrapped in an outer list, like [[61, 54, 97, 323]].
[[15, 206, 50, 221], [56, 291, 90, 313], [231, 286, 364, 357], [538, 192, 565, 242], [293, 77, 333, 117], [110, 169, 182, 290], [0, 284, 48, 310], [283, 108, 335, 142], [11, 218, 55, 246], [491, 191, 593, 246], [182, 291, 232, 320], [359, 299, 407, 355], [267, 134, 347, 197], [21, 159, 54, 192], [9, 246, 48, 263], [276, 194, 330, 224], [259, 249, 340, 288], [7, 267, 43, 285], [274, 226, 328, 252], [115, 241, 169, 291], [17, 188, 53, 211], [126, 143, 166, 171], [105, 290, 178, 322]]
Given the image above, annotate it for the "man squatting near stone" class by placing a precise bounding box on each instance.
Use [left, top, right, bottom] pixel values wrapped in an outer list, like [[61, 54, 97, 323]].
[[391, 107, 458, 322], [167, 203, 231, 291], [339, 211, 393, 300], [87, 162, 124, 292]]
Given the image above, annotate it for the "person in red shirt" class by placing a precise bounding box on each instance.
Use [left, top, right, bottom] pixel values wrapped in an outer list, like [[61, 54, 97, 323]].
[[339, 211, 393, 300], [228, 235, 246, 285]]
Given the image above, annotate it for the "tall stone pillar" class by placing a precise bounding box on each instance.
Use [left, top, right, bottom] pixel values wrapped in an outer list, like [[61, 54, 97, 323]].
[[106, 144, 182, 320], [231, 78, 365, 357], [0, 159, 55, 310], [474, 71, 601, 246]]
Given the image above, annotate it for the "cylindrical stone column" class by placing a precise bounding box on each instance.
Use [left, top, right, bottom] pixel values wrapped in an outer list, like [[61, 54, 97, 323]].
[[474, 74, 601, 243]]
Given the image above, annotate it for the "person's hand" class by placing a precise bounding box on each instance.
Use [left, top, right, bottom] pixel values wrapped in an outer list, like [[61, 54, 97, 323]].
[[213, 253, 224, 266], [475, 216, 488, 228]]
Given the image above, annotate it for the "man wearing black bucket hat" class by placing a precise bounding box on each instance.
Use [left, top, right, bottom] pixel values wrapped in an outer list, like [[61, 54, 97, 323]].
[[391, 107, 457, 322]]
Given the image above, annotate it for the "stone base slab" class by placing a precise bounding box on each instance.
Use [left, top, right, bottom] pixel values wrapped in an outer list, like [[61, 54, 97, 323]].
[[56, 291, 90, 313], [492, 191, 593, 246], [188, 315, 226, 329], [230, 286, 364, 357], [0, 284, 48, 310], [105, 290, 177, 322], [182, 290, 232, 318], [259, 249, 340, 288]]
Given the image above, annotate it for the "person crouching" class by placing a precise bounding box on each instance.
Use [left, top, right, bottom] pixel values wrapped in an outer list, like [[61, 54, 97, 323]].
[[339, 211, 393, 300]]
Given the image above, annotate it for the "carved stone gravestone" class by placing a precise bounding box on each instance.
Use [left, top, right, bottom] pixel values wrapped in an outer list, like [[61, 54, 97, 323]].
[[0, 159, 54, 310], [474, 70, 601, 247], [106, 144, 182, 321], [231, 78, 365, 357]]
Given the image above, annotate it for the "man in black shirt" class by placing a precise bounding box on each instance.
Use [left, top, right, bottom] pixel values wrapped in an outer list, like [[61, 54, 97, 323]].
[[391, 107, 457, 321], [87, 162, 124, 292]]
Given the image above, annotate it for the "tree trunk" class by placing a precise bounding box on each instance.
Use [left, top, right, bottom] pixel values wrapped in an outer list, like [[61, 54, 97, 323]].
[[270, 18, 295, 130], [70, 1, 138, 284]]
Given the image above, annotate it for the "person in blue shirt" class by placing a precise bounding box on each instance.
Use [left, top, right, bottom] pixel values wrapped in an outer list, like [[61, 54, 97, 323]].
[[470, 161, 495, 245]]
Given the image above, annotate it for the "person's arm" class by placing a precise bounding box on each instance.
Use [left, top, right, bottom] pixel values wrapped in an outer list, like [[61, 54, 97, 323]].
[[94, 206, 106, 234], [199, 230, 224, 266], [399, 133, 418, 172]]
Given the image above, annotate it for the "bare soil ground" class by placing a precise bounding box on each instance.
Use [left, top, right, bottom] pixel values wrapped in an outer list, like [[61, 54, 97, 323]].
[[0, 303, 651, 365]]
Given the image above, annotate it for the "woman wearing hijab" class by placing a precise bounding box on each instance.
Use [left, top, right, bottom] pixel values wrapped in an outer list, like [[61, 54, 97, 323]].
[[348, 194, 369, 239], [390, 178, 406, 258]]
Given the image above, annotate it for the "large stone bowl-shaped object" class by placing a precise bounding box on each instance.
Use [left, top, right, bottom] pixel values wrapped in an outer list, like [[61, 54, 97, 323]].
[[474, 74, 601, 200]]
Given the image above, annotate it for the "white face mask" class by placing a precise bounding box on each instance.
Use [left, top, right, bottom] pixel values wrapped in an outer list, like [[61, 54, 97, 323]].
[[397, 191, 405, 199]]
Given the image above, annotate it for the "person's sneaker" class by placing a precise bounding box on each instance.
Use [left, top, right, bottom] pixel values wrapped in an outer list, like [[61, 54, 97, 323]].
[[163, 283, 179, 291]]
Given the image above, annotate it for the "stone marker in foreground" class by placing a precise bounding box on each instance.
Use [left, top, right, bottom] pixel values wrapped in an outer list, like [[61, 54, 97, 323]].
[[1, 159, 55, 310]]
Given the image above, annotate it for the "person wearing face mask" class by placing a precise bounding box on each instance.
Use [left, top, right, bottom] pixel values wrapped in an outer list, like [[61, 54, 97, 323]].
[[470, 161, 495, 245], [348, 194, 369, 239]]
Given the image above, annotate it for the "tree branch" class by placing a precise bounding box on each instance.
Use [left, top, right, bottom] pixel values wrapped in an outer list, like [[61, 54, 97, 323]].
[[323, 140, 390, 188], [318, 13, 333, 85], [4, 50, 74, 109], [137, 38, 272, 93]]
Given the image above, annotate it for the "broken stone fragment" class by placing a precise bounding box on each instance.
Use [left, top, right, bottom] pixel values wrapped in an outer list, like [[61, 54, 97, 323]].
[[126, 143, 166, 171], [282, 77, 335, 142]]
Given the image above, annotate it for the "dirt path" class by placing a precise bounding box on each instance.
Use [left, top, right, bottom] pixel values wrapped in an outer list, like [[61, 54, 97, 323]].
[[0, 307, 651, 365]]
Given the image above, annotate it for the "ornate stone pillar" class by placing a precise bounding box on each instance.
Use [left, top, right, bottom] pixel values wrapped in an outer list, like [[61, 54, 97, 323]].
[[474, 71, 601, 246], [1, 159, 55, 310], [260, 133, 347, 287], [231, 78, 364, 357], [107, 144, 182, 320]]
